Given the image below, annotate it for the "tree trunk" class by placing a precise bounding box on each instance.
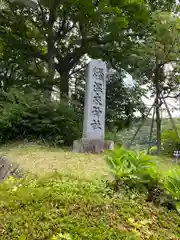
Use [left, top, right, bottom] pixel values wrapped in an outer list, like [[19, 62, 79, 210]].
[[60, 72, 69, 98], [44, 56, 55, 99], [155, 64, 161, 155], [46, 8, 56, 100], [156, 93, 161, 155], [147, 105, 155, 154]]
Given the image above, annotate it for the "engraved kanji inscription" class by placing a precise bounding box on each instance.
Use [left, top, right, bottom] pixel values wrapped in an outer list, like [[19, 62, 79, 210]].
[[92, 106, 102, 118], [83, 59, 106, 139], [91, 119, 102, 130], [93, 82, 103, 93], [93, 67, 105, 81], [93, 93, 102, 106]]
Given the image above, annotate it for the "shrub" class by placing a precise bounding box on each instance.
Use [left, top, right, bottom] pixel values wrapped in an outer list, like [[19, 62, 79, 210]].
[[162, 128, 180, 156], [105, 147, 180, 208], [164, 168, 180, 212], [149, 146, 158, 155], [105, 146, 161, 191], [0, 89, 82, 146]]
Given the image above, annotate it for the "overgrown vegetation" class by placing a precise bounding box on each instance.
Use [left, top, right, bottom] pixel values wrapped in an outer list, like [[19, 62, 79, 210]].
[[105, 146, 180, 213], [105, 146, 160, 187], [0, 89, 82, 146], [0, 0, 180, 238], [162, 127, 180, 156], [0, 172, 180, 240], [0, 144, 180, 239]]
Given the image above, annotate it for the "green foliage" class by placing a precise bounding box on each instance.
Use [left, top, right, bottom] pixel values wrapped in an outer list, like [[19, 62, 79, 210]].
[[126, 11, 180, 87], [0, 174, 139, 240], [0, 89, 82, 146], [0, 173, 180, 239], [105, 146, 180, 213], [0, 0, 149, 96], [106, 72, 146, 131], [105, 146, 160, 190], [162, 127, 180, 156], [149, 146, 158, 155], [165, 168, 180, 212]]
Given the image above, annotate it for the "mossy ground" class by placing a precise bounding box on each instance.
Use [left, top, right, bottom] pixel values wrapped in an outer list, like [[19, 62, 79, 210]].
[[0, 142, 180, 239]]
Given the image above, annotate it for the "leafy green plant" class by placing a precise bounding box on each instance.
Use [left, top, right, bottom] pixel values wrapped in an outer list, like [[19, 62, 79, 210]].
[[106, 147, 158, 179], [105, 146, 136, 180], [164, 168, 180, 212], [162, 128, 180, 156], [105, 146, 161, 193], [149, 146, 158, 155]]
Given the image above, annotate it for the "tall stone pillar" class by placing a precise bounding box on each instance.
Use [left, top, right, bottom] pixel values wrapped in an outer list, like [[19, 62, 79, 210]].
[[73, 59, 114, 153]]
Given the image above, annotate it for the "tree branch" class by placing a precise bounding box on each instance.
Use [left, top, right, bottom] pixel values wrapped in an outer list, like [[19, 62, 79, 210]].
[[55, 20, 77, 42], [164, 93, 180, 99], [69, 63, 88, 76], [38, 0, 47, 27]]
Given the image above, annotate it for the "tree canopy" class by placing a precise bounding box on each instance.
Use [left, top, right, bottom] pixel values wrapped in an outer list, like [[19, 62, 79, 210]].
[[0, 0, 149, 95], [0, 0, 179, 145]]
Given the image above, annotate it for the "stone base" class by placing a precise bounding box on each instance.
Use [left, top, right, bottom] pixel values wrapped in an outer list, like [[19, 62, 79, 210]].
[[73, 138, 114, 153]]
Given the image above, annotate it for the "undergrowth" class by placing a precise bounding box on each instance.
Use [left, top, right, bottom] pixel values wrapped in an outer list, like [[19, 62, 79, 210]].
[[0, 173, 180, 240], [0, 89, 82, 146]]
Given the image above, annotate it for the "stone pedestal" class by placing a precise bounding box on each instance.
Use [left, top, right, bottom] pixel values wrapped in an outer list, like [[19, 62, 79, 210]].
[[73, 138, 114, 153]]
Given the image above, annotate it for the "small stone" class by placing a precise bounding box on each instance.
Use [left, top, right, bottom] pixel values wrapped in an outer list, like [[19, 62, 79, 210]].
[[0, 156, 23, 183]]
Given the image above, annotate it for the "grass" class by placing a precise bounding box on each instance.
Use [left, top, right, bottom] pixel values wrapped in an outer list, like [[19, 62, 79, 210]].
[[0, 142, 180, 240], [0, 142, 176, 177], [0, 142, 109, 180]]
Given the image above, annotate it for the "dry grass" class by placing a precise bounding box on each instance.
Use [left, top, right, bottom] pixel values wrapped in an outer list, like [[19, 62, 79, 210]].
[[0, 142, 109, 180], [0, 142, 176, 181]]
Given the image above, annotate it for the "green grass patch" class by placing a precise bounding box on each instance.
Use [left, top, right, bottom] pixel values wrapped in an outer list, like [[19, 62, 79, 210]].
[[0, 142, 180, 239], [0, 173, 180, 240]]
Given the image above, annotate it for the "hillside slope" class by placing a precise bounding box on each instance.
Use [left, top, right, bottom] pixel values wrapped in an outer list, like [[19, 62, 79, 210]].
[[0, 143, 179, 239]]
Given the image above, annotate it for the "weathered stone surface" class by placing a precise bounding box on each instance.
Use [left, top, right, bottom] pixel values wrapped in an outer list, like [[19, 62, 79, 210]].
[[73, 138, 114, 153], [72, 59, 114, 154], [0, 156, 23, 182], [83, 59, 106, 140]]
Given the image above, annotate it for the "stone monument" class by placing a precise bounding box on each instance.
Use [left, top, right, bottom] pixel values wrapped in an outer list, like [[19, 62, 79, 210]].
[[73, 59, 114, 153]]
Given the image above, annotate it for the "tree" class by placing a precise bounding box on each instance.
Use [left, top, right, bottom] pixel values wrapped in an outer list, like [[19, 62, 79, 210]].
[[0, 0, 149, 97], [106, 70, 146, 131], [124, 11, 180, 154], [1, 0, 178, 142]]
